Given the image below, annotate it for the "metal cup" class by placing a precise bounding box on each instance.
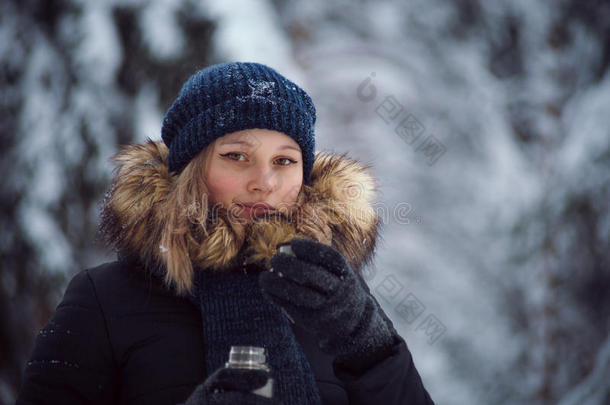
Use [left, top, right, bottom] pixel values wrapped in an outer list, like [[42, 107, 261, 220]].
[[225, 346, 274, 398], [278, 244, 295, 256]]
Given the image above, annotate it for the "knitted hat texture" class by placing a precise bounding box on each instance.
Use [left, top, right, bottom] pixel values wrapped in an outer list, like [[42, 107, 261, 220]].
[[161, 62, 316, 182]]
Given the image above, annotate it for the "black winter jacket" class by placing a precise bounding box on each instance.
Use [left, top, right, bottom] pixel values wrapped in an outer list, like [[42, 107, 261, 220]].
[[17, 141, 434, 404], [18, 259, 433, 404]]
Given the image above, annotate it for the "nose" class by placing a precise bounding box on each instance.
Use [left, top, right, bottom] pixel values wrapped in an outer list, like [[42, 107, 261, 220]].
[[247, 165, 279, 193]]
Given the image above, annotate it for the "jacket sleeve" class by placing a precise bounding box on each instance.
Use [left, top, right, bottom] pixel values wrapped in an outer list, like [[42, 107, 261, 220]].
[[17, 269, 118, 405], [333, 337, 435, 405], [333, 276, 435, 404]]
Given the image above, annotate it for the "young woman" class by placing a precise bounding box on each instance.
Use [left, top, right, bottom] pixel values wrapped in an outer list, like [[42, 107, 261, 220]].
[[17, 62, 434, 405]]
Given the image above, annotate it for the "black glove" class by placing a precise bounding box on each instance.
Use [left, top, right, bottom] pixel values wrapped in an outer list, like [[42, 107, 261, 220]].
[[259, 238, 400, 374], [181, 367, 277, 405]]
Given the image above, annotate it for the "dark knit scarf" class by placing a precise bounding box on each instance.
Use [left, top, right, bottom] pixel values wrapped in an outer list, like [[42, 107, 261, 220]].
[[189, 255, 321, 405]]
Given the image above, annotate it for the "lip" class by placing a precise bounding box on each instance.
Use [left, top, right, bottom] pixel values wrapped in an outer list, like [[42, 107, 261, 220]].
[[237, 201, 276, 217], [239, 201, 275, 210]]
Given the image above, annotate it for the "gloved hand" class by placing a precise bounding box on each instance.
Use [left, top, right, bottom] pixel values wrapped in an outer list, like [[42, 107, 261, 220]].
[[259, 238, 400, 374], [181, 367, 277, 405]]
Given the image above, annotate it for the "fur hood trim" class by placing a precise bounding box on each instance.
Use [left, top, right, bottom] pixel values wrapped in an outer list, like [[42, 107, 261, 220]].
[[100, 140, 380, 282]]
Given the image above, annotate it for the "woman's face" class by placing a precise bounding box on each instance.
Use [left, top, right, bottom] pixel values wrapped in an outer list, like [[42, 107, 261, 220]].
[[203, 129, 304, 222]]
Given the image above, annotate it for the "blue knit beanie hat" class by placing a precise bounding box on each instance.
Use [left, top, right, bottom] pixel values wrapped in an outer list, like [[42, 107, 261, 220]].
[[161, 62, 316, 183]]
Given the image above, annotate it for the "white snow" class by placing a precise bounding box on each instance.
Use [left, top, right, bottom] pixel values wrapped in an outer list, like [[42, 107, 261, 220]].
[[5, 1, 609, 404], [140, 0, 185, 60], [134, 83, 163, 143], [200, 0, 306, 84], [74, 3, 121, 85]]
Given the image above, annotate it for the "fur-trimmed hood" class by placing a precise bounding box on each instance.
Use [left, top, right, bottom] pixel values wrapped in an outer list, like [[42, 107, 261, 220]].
[[100, 140, 380, 288]]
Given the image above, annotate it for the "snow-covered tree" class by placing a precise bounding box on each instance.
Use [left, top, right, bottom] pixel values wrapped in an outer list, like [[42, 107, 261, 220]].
[[1, 0, 608, 404]]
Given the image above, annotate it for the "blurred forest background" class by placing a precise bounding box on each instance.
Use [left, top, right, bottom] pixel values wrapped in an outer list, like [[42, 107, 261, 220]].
[[1, 0, 609, 404]]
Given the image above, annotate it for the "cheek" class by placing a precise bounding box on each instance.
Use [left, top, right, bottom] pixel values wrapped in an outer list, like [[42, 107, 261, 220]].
[[207, 175, 243, 206], [280, 172, 303, 203]]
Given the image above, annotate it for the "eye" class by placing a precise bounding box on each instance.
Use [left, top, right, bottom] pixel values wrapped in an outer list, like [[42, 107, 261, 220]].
[[220, 152, 247, 161], [275, 157, 298, 166], [220, 153, 297, 166]]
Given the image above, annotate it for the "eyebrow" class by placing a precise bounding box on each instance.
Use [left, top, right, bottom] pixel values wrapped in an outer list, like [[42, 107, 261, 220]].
[[218, 140, 255, 147], [219, 141, 300, 153], [278, 145, 301, 152]]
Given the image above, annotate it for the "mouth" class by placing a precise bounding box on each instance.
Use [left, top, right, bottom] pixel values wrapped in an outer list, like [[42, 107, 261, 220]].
[[237, 202, 276, 217]]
